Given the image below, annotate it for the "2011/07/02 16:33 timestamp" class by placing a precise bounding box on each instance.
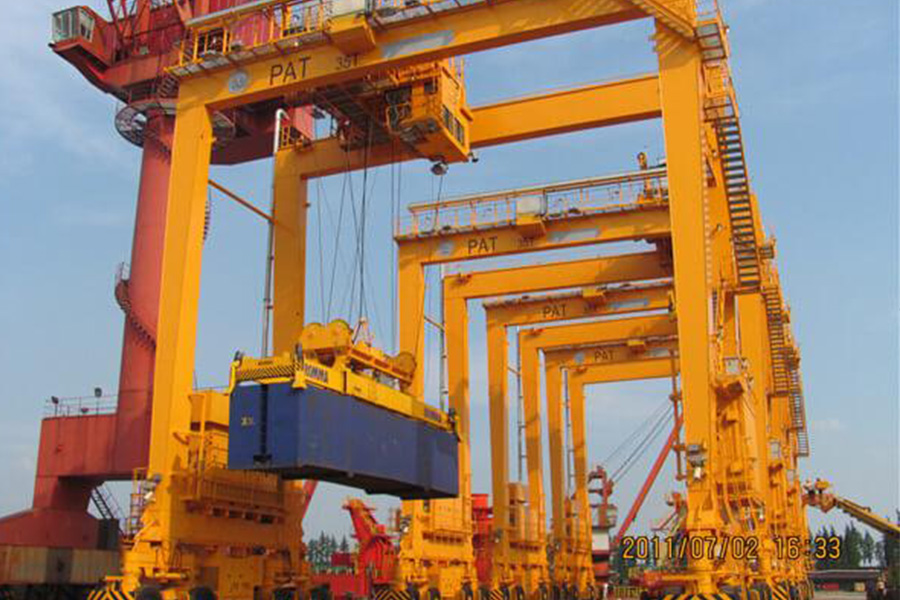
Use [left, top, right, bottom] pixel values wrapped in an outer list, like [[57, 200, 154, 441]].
[[620, 536, 842, 562]]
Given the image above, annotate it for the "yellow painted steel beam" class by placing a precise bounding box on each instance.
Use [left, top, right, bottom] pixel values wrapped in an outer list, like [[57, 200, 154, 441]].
[[272, 150, 309, 354], [178, 0, 645, 110], [423, 253, 667, 592], [281, 75, 662, 178], [518, 314, 678, 554], [562, 353, 679, 589], [544, 338, 679, 373], [446, 253, 670, 300], [483, 282, 671, 326], [566, 353, 678, 382], [482, 282, 671, 588], [541, 348, 678, 586], [147, 103, 213, 500], [397, 203, 669, 267], [469, 75, 661, 148], [123, 98, 310, 598], [387, 250, 664, 594], [656, 24, 718, 592], [738, 292, 777, 580], [209, 179, 272, 221], [518, 316, 678, 360]]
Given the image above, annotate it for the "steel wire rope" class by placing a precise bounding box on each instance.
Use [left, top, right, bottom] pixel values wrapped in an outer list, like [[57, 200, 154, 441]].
[[413, 166, 449, 396], [357, 123, 372, 326], [389, 142, 399, 352], [325, 162, 353, 320], [602, 396, 670, 467], [311, 144, 355, 324], [612, 408, 673, 483], [309, 136, 328, 321], [613, 406, 671, 480], [358, 154, 387, 344]]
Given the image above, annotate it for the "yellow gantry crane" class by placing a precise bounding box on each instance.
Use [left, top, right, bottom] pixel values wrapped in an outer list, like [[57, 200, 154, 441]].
[[42, 1, 816, 600]]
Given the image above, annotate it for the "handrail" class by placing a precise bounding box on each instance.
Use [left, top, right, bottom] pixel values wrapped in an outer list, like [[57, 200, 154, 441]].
[[407, 167, 667, 214], [396, 168, 668, 237]]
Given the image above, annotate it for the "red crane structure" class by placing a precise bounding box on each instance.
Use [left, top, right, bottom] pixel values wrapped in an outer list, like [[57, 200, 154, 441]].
[[0, 0, 309, 551], [312, 499, 399, 600]]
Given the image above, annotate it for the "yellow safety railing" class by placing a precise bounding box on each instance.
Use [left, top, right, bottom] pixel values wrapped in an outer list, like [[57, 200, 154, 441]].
[[396, 170, 668, 237], [175, 0, 488, 72], [177, 0, 333, 68]]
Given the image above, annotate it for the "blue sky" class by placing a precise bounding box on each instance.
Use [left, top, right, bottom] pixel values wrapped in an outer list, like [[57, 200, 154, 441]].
[[0, 0, 896, 546]]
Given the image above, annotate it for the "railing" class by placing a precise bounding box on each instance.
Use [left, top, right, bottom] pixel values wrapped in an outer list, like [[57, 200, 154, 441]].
[[43, 393, 119, 418], [695, 0, 720, 21], [395, 168, 667, 237], [175, 0, 333, 70], [172, 0, 490, 74], [127, 468, 148, 537]]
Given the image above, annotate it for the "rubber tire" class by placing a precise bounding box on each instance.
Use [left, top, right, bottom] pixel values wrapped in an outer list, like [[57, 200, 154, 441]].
[[190, 588, 216, 600], [136, 587, 163, 600]]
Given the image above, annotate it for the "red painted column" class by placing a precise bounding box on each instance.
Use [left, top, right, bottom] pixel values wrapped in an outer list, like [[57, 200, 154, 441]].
[[0, 115, 174, 549], [112, 112, 174, 475]]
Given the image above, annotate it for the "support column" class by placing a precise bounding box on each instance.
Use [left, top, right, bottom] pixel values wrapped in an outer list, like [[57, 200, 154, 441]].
[[272, 151, 309, 354], [486, 316, 511, 584], [657, 23, 718, 591], [446, 297, 472, 527], [738, 293, 775, 580], [519, 331, 547, 548], [545, 361, 565, 561], [398, 250, 427, 397], [568, 375, 591, 591], [144, 101, 212, 535], [114, 113, 174, 473]]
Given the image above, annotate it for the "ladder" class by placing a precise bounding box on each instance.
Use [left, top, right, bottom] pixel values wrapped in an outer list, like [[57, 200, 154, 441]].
[[91, 484, 125, 529], [761, 285, 790, 395], [787, 364, 809, 457], [127, 470, 149, 537], [716, 117, 762, 291], [115, 262, 157, 349], [698, 13, 764, 293]]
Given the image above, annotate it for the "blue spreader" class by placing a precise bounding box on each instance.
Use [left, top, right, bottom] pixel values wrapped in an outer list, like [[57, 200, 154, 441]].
[[228, 382, 459, 499]]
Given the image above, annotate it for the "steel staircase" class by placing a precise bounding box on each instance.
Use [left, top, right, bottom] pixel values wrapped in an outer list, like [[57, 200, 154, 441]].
[[698, 12, 764, 293], [762, 283, 809, 457], [762, 284, 790, 395], [715, 117, 762, 291], [787, 355, 810, 457], [115, 263, 157, 349], [91, 484, 125, 528]]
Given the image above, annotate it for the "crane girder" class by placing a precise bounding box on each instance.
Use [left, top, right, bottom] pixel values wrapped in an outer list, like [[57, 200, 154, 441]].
[[173, 0, 646, 110]]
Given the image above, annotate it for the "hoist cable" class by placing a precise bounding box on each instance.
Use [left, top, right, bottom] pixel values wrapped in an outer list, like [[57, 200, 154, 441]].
[[602, 397, 670, 466], [357, 124, 372, 325], [325, 168, 351, 320], [390, 143, 398, 352], [613, 409, 672, 483], [316, 177, 326, 319], [614, 406, 671, 481]]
